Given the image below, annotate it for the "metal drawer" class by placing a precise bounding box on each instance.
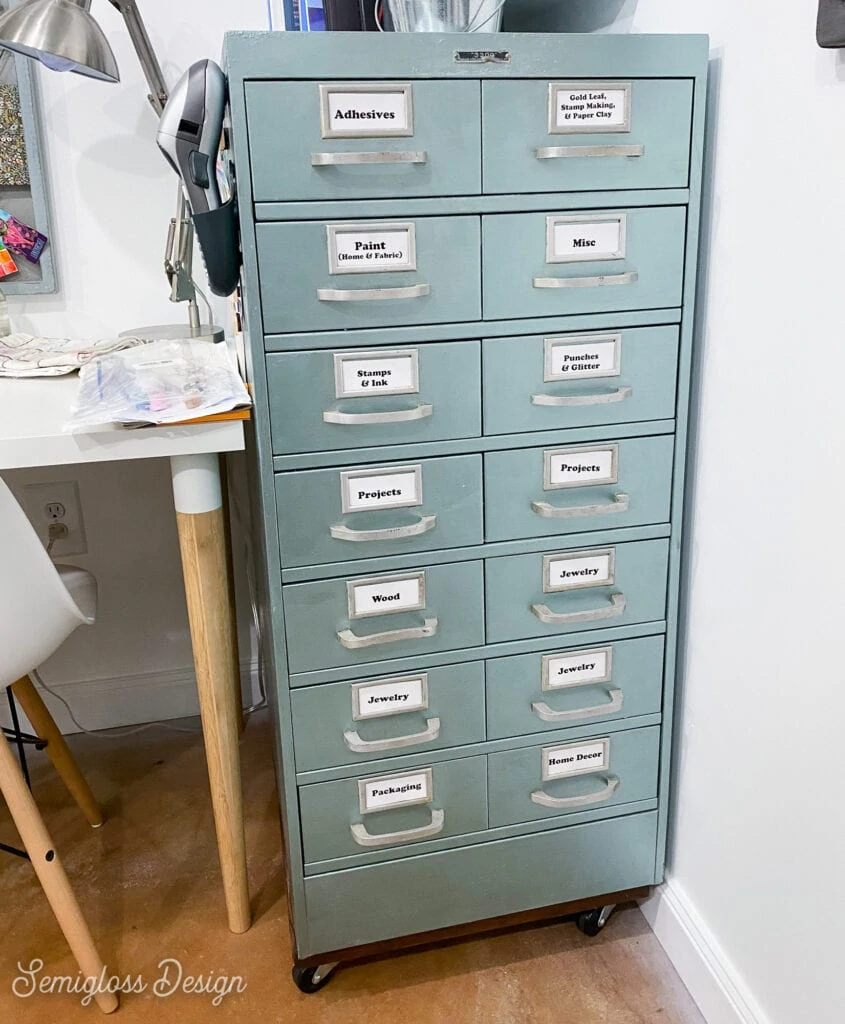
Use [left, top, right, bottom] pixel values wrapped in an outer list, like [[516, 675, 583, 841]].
[[298, 755, 487, 866], [276, 454, 483, 568], [283, 560, 485, 673], [247, 79, 481, 202], [257, 216, 481, 334], [482, 326, 679, 435], [487, 725, 660, 826], [483, 435, 674, 542], [267, 341, 481, 455], [484, 539, 669, 644], [486, 634, 664, 740], [481, 206, 686, 321], [300, 812, 658, 956], [291, 662, 486, 771], [481, 79, 693, 194]]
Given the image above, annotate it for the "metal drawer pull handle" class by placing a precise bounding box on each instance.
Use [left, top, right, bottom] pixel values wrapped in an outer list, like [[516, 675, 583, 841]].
[[530, 775, 620, 809], [531, 493, 629, 519], [531, 593, 626, 625], [351, 808, 445, 848], [535, 144, 644, 160], [531, 386, 633, 407], [337, 618, 438, 649], [330, 515, 437, 542], [312, 150, 428, 166], [531, 689, 624, 723], [533, 272, 638, 290], [318, 283, 430, 302], [323, 403, 433, 425], [343, 717, 441, 753]]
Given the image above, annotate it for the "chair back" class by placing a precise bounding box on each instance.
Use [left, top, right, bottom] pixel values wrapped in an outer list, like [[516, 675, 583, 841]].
[[0, 476, 88, 688]]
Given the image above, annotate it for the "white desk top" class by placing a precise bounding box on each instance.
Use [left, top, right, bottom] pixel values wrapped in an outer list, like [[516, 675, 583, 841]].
[[0, 376, 245, 470]]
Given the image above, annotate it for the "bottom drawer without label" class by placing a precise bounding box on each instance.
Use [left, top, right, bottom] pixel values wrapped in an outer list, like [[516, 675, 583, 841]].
[[299, 755, 487, 865], [300, 811, 658, 957], [488, 726, 660, 827]]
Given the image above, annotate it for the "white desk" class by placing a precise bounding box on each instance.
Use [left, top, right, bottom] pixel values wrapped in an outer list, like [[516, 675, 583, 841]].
[[0, 375, 252, 934]]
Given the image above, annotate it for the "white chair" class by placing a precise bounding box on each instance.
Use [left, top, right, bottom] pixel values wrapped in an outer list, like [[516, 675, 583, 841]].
[[0, 475, 118, 1014]]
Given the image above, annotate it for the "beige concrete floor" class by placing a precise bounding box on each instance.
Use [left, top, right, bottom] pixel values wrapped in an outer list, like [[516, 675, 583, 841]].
[[0, 711, 703, 1023]]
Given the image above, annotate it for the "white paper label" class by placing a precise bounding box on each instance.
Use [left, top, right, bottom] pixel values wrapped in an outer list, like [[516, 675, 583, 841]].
[[551, 219, 623, 261], [330, 226, 415, 274], [544, 740, 608, 780], [351, 574, 423, 618], [338, 354, 417, 397], [327, 91, 409, 135], [545, 649, 610, 689], [548, 447, 616, 487], [354, 675, 427, 719], [546, 552, 612, 591], [344, 468, 420, 513], [546, 339, 619, 381], [553, 86, 629, 130], [361, 770, 431, 812]]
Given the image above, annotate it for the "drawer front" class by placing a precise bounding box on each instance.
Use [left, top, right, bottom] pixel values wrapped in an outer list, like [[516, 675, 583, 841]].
[[302, 811, 658, 955], [299, 754, 487, 865], [267, 341, 481, 455], [247, 80, 481, 202], [482, 79, 693, 194], [484, 435, 673, 542], [487, 726, 660, 827], [291, 662, 486, 772], [481, 207, 685, 321], [486, 634, 664, 740], [482, 326, 678, 435], [283, 560, 485, 673], [258, 216, 481, 334], [485, 539, 669, 643], [276, 454, 483, 568]]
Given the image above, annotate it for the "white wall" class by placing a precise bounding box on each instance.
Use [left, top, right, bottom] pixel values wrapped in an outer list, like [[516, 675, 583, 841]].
[[616, 4, 845, 1023], [2, 0, 267, 729]]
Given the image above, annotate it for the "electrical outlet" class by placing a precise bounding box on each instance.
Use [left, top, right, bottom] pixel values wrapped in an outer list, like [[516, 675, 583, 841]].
[[24, 481, 87, 557]]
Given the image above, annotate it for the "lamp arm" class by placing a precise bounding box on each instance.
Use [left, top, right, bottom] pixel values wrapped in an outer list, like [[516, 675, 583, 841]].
[[106, 0, 201, 321], [106, 0, 169, 114]]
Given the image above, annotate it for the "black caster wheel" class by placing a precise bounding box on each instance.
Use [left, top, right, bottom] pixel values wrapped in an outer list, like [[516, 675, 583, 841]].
[[292, 962, 338, 993], [576, 904, 614, 937]]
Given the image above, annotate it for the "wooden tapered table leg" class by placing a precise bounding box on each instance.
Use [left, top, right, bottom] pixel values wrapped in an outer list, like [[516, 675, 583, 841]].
[[10, 675, 103, 829], [0, 729, 118, 1013], [170, 453, 251, 934]]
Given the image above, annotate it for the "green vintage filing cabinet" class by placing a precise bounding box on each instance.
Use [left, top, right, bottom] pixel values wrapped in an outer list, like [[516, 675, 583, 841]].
[[224, 29, 707, 992]]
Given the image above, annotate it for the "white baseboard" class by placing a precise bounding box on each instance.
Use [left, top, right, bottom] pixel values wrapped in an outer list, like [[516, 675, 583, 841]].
[[1, 661, 262, 735], [640, 879, 772, 1024]]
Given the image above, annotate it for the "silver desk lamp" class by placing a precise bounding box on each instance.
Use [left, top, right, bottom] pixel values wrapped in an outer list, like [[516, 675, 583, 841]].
[[0, 0, 223, 343]]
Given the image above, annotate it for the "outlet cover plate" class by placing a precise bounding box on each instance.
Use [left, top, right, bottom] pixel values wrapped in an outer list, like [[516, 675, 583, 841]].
[[24, 480, 87, 557]]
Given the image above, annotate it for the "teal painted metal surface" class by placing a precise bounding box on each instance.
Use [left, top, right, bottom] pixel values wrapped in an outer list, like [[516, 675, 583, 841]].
[[257, 215, 481, 333], [291, 661, 487, 772], [484, 538, 670, 643], [483, 433, 674, 541], [225, 29, 707, 963], [299, 753, 487, 865], [275, 453, 483, 566], [487, 725, 660, 826], [302, 811, 659, 954], [247, 80, 482, 202], [481, 78, 694, 194], [482, 206, 687, 320], [486, 633, 665, 739], [482, 326, 679, 435], [267, 340, 482, 454]]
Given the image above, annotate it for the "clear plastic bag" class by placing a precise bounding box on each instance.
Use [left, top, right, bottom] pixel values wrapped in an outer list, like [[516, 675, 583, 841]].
[[68, 338, 250, 429]]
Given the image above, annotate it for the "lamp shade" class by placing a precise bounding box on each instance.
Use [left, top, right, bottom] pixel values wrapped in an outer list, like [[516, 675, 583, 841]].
[[0, 0, 119, 82]]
